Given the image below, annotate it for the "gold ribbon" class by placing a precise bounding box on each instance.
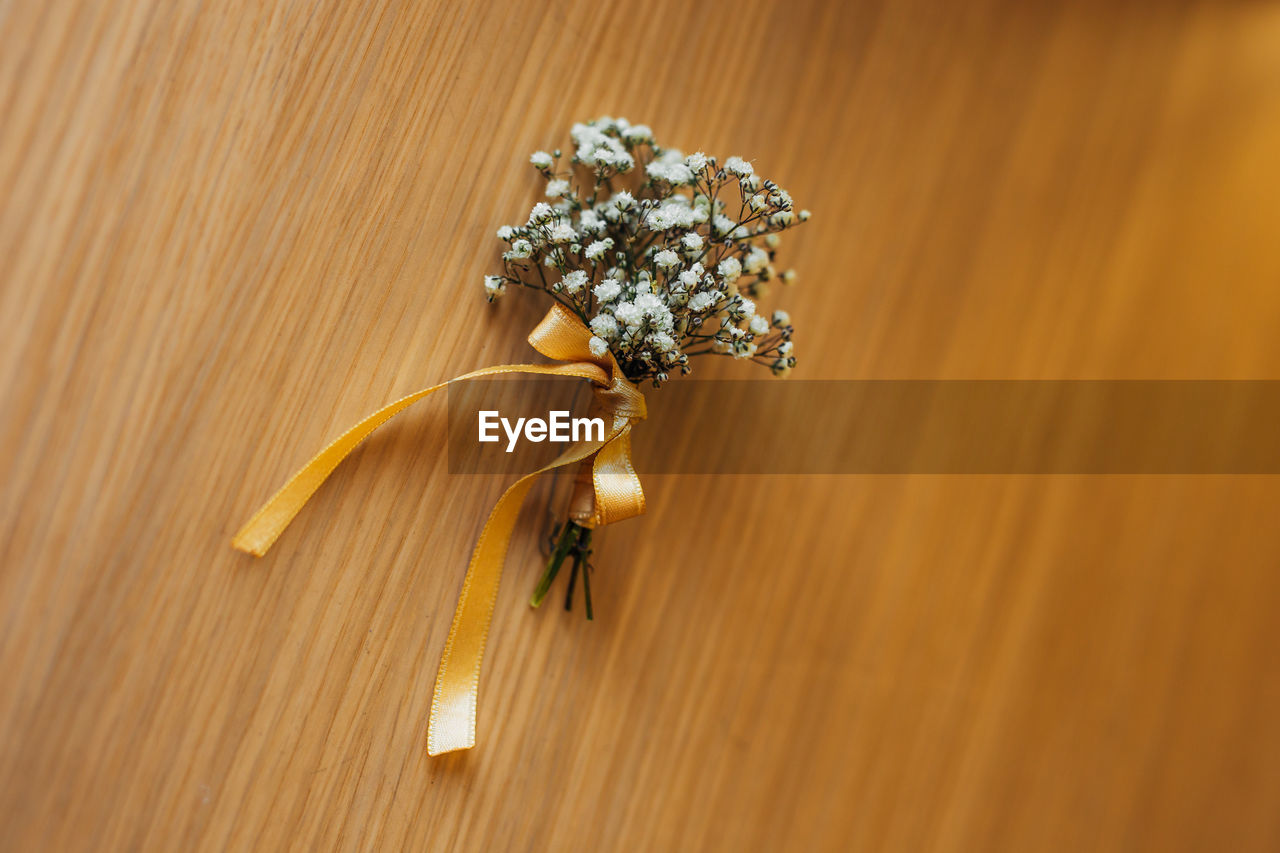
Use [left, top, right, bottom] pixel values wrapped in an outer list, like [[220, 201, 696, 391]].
[[232, 304, 646, 755]]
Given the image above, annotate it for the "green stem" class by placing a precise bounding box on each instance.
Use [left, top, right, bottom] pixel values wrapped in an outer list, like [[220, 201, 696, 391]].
[[580, 547, 594, 621], [530, 523, 575, 608], [563, 551, 580, 611]]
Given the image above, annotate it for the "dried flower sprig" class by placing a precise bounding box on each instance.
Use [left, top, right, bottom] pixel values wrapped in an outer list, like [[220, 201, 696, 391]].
[[484, 116, 807, 386], [483, 117, 811, 616]]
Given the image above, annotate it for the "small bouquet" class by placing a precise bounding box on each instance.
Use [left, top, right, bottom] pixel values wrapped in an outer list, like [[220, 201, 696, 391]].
[[482, 117, 808, 618], [232, 117, 809, 754]]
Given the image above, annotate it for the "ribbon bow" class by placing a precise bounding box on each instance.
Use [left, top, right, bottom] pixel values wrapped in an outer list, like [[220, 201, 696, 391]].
[[232, 304, 646, 754]]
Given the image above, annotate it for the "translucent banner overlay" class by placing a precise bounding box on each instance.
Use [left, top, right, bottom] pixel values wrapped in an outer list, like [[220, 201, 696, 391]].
[[446, 379, 1280, 474]]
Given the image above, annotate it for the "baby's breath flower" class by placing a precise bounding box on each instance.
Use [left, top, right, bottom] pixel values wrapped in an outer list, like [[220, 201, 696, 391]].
[[530, 151, 553, 169], [649, 331, 677, 352], [724, 156, 754, 177], [571, 121, 635, 172], [622, 124, 653, 143], [561, 269, 588, 293], [483, 275, 507, 301], [798, 209, 811, 221], [588, 335, 609, 358], [497, 225, 515, 241], [681, 232, 704, 251], [748, 315, 770, 336], [634, 292, 664, 313], [510, 239, 533, 258], [614, 301, 642, 328], [528, 202, 555, 224], [688, 291, 718, 313], [718, 257, 742, 282], [546, 178, 571, 198], [585, 238, 614, 260], [548, 222, 577, 243], [590, 313, 620, 339], [638, 304, 673, 337], [646, 150, 695, 185], [713, 213, 737, 238], [654, 249, 680, 269], [646, 202, 698, 231], [593, 278, 622, 302], [772, 310, 791, 327], [743, 247, 770, 274]]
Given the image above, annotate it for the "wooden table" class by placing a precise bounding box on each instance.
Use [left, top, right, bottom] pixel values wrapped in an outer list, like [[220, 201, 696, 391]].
[[4, 0, 1280, 849]]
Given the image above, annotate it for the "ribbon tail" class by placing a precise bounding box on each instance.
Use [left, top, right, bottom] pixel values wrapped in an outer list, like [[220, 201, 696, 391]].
[[231, 362, 606, 557], [426, 424, 626, 755], [232, 382, 448, 556], [588, 422, 646, 526]]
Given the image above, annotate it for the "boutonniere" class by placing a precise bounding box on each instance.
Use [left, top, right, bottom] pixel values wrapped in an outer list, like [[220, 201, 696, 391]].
[[233, 117, 810, 754]]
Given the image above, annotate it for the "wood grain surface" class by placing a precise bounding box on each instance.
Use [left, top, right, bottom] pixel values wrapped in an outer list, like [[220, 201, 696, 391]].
[[4, 0, 1280, 849]]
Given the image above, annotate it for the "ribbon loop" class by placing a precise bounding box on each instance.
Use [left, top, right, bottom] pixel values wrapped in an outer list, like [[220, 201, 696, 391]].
[[232, 305, 647, 755]]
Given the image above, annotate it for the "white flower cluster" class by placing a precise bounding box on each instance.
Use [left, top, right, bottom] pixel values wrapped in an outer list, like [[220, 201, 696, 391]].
[[484, 117, 807, 384]]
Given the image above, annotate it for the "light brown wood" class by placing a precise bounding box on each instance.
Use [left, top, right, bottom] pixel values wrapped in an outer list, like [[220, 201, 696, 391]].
[[4, 0, 1280, 849]]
